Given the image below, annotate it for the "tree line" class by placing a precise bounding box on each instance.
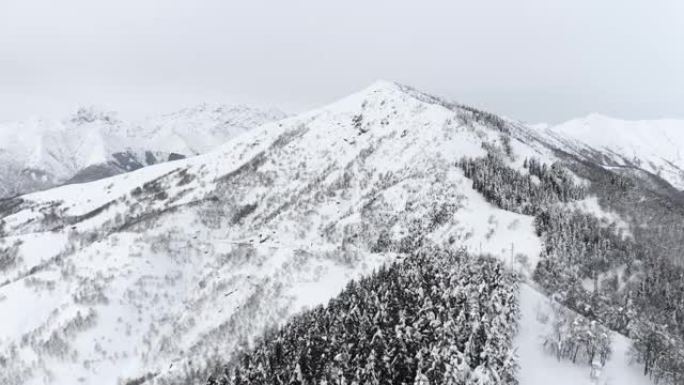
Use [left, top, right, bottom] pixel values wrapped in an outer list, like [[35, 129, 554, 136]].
[[207, 249, 519, 385]]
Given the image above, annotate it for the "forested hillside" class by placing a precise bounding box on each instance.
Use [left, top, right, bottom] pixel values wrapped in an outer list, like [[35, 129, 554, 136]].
[[207, 250, 519, 385], [460, 142, 684, 384]]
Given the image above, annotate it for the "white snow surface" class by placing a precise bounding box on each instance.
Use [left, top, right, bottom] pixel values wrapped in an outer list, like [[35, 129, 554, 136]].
[[517, 284, 653, 385], [537, 114, 684, 190], [0, 81, 648, 385]]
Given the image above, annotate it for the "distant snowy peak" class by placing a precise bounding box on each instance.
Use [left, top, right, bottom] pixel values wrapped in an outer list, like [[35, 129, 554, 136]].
[[0, 103, 286, 198], [539, 114, 684, 190], [68, 106, 122, 125], [140, 103, 286, 154], [0, 111, 127, 177]]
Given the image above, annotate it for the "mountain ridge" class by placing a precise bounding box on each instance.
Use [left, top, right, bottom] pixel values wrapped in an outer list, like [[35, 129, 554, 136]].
[[534, 113, 684, 191]]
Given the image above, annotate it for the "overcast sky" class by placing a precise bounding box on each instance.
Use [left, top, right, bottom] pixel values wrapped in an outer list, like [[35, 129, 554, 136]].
[[1, 0, 683, 123]]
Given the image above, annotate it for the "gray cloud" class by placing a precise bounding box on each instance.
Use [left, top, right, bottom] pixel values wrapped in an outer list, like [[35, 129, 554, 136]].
[[1, 0, 682, 123]]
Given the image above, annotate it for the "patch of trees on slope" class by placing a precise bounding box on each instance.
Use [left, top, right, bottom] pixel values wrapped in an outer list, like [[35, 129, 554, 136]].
[[460, 142, 684, 385], [207, 250, 519, 385]]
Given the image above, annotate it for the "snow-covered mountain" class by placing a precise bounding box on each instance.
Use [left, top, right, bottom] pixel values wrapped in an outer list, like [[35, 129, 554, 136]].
[[535, 114, 684, 190], [0, 105, 286, 199], [0, 82, 672, 385], [136, 103, 288, 155]]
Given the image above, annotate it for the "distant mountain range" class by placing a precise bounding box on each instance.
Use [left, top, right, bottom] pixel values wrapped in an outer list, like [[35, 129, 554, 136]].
[[0, 104, 286, 199], [536, 114, 684, 191]]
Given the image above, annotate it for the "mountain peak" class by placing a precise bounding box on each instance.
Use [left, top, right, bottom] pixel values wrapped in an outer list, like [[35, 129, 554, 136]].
[[582, 112, 613, 122], [338, 80, 456, 114], [69, 106, 120, 125], [363, 79, 403, 92]]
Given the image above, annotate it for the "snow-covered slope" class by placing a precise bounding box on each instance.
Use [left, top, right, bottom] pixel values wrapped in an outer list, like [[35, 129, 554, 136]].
[[537, 114, 684, 190], [0, 82, 653, 385], [517, 284, 652, 385], [0, 105, 285, 199]]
